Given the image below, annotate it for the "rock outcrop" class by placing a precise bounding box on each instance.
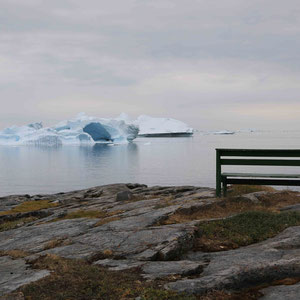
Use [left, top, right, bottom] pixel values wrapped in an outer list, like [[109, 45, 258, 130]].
[[1, 184, 300, 299]]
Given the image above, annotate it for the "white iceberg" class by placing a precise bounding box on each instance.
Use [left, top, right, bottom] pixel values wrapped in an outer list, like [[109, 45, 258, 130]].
[[0, 113, 139, 146], [123, 114, 193, 137]]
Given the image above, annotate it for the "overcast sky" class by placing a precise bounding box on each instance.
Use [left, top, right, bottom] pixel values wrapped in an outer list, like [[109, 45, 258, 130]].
[[0, 0, 299, 130]]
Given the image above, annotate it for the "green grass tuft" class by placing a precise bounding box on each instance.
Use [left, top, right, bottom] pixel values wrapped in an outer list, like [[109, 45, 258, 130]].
[[227, 185, 276, 197], [61, 209, 107, 219], [0, 217, 38, 232], [53, 209, 124, 223], [0, 200, 58, 216], [196, 211, 300, 251]]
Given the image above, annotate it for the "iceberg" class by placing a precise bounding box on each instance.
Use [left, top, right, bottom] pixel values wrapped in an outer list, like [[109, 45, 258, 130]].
[[136, 115, 193, 137], [119, 114, 193, 137], [0, 113, 139, 146]]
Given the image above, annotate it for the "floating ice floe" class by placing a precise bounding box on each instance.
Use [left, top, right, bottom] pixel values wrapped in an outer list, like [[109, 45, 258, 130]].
[[211, 128, 258, 135], [118, 114, 194, 137], [0, 113, 139, 146], [212, 130, 235, 135], [237, 128, 257, 133]]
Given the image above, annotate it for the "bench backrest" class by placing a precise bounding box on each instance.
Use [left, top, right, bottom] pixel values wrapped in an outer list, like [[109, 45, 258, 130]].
[[216, 149, 300, 167]]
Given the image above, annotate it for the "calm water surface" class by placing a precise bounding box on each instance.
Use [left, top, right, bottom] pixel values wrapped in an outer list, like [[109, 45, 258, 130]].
[[1, 131, 300, 197]]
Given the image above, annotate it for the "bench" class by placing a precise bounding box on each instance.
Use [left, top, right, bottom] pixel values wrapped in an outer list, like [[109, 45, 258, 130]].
[[216, 149, 300, 197]]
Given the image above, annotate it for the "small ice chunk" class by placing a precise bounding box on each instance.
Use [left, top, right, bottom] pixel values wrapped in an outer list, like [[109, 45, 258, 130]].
[[213, 130, 235, 135]]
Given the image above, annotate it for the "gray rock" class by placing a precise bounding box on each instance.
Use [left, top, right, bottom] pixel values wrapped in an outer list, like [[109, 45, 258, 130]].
[[72, 224, 195, 260], [94, 259, 145, 271], [126, 183, 147, 189], [141, 261, 204, 279], [175, 190, 216, 201], [94, 259, 204, 279], [100, 184, 131, 198], [167, 226, 300, 295], [260, 282, 300, 300], [132, 249, 159, 261], [2, 184, 299, 296], [38, 243, 99, 260], [280, 204, 300, 212], [0, 219, 98, 253], [0, 256, 49, 296], [236, 191, 268, 204], [102, 206, 181, 231], [110, 198, 162, 215], [116, 191, 133, 202]]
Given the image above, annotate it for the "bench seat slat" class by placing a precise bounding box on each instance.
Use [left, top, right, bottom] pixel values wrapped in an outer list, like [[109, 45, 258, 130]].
[[222, 172, 300, 179], [221, 159, 300, 166]]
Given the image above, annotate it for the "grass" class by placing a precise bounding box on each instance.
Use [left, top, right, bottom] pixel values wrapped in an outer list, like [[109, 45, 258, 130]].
[[18, 254, 196, 300], [154, 195, 175, 209], [194, 211, 300, 252], [0, 216, 38, 232], [227, 185, 276, 197], [59, 209, 107, 219], [86, 249, 118, 262], [162, 190, 300, 225], [43, 238, 72, 250], [0, 249, 29, 259], [15, 254, 266, 300], [0, 200, 58, 216]]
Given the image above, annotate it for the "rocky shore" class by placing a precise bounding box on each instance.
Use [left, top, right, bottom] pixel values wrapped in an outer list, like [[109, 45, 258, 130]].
[[1, 184, 300, 299]]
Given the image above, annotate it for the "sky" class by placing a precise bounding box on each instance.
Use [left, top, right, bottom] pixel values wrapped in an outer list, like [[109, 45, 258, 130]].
[[0, 0, 300, 130]]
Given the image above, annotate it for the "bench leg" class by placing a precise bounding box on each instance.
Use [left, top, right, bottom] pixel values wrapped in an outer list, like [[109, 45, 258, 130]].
[[216, 178, 222, 197], [222, 178, 227, 197], [216, 150, 222, 197]]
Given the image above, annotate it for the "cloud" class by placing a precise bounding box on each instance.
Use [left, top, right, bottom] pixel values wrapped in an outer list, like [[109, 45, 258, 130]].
[[232, 103, 300, 120], [0, 0, 299, 130]]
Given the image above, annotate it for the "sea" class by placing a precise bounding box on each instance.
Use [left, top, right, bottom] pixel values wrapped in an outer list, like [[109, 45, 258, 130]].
[[1, 130, 300, 197]]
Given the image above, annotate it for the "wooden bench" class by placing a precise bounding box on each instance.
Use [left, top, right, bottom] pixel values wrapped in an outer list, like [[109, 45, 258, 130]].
[[216, 149, 300, 197]]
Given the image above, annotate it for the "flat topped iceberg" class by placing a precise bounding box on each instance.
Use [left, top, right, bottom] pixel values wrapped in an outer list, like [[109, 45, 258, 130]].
[[120, 114, 193, 137], [0, 113, 139, 146]]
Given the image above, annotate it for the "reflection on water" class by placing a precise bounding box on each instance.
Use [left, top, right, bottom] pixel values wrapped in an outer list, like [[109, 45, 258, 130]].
[[0, 142, 144, 196], [1, 131, 300, 196]]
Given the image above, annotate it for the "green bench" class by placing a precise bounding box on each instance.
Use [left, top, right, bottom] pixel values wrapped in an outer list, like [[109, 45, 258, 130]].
[[216, 149, 300, 197]]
